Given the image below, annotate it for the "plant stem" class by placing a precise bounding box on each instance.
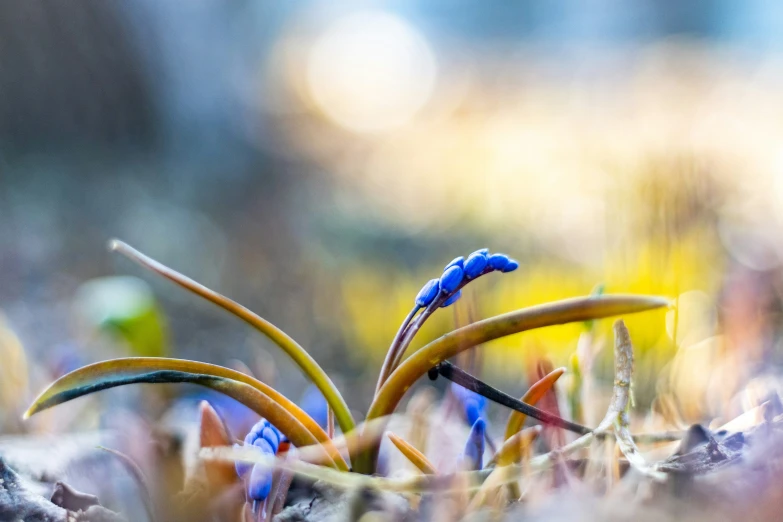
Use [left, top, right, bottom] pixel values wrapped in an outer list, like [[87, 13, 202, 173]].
[[375, 305, 420, 394], [357, 294, 670, 474]]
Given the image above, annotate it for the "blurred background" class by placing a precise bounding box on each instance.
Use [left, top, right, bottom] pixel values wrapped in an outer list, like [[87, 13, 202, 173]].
[[2, 0, 783, 439]]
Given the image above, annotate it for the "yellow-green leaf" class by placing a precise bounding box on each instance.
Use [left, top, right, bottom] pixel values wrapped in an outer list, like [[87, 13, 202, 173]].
[[24, 357, 347, 470]]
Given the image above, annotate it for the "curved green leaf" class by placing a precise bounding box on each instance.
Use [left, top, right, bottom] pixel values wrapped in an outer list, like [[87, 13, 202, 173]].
[[357, 294, 670, 474], [24, 358, 347, 470], [109, 240, 356, 438]]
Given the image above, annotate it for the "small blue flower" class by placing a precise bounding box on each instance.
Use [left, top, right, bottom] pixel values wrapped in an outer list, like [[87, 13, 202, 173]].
[[464, 251, 488, 279], [487, 253, 510, 271], [300, 385, 328, 430], [444, 256, 464, 271], [451, 383, 487, 426], [440, 290, 462, 307], [440, 265, 464, 294], [415, 279, 441, 307], [502, 259, 519, 273], [236, 419, 283, 502], [461, 418, 486, 471], [248, 460, 273, 501]]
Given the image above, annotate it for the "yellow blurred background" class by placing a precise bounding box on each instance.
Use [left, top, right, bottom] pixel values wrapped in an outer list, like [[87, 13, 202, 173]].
[[2, 2, 783, 433]]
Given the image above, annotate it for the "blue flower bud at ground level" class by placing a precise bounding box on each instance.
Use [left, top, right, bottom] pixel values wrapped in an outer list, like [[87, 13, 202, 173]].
[[244, 419, 281, 450], [502, 260, 519, 273], [464, 251, 488, 279], [441, 290, 462, 307], [487, 253, 510, 271], [247, 462, 273, 501], [461, 418, 486, 471], [253, 437, 275, 455], [236, 418, 284, 502], [261, 426, 280, 451], [300, 385, 329, 429], [440, 265, 464, 293], [415, 279, 441, 307], [444, 256, 464, 271], [451, 383, 487, 425]]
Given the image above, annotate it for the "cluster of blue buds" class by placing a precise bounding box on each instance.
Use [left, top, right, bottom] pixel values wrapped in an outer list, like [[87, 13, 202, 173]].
[[233, 387, 328, 505], [450, 382, 488, 427], [415, 249, 519, 309], [235, 419, 283, 503], [460, 418, 486, 471]]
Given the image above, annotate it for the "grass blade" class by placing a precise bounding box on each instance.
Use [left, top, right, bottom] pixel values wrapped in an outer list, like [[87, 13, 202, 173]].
[[108, 240, 356, 438], [357, 294, 669, 474], [387, 432, 438, 474], [503, 367, 565, 440], [23, 358, 345, 470]]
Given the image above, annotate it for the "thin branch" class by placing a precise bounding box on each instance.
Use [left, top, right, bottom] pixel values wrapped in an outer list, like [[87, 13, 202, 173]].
[[434, 361, 592, 435]]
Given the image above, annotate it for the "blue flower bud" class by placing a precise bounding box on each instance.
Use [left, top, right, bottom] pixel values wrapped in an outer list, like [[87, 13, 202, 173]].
[[502, 259, 519, 273], [487, 253, 510, 271], [440, 265, 463, 294], [245, 419, 280, 447], [415, 279, 440, 307], [451, 383, 487, 426], [461, 418, 486, 471], [247, 462, 273, 501], [236, 418, 285, 501], [253, 437, 274, 454], [440, 290, 462, 307], [261, 426, 280, 453], [477, 248, 489, 255], [300, 385, 329, 430], [464, 251, 488, 279], [444, 257, 464, 271]]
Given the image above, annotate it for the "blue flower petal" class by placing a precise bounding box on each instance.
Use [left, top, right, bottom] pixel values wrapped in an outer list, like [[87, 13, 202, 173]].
[[487, 253, 510, 271], [477, 248, 489, 255], [440, 290, 462, 307], [247, 463, 273, 501], [461, 418, 486, 471], [464, 251, 488, 279], [237, 419, 281, 495], [252, 438, 274, 454], [451, 383, 487, 425], [444, 257, 464, 271], [261, 426, 280, 453], [440, 265, 464, 294], [502, 259, 519, 273], [415, 278, 440, 307]]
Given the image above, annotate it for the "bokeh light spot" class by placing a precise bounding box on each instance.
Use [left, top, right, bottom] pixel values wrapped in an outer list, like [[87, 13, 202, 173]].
[[306, 10, 437, 133]]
